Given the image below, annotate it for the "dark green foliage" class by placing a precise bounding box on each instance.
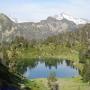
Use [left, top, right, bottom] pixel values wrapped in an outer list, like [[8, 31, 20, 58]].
[[0, 62, 24, 88], [80, 49, 90, 83], [79, 49, 87, 63], [82, 63, 90, 83]]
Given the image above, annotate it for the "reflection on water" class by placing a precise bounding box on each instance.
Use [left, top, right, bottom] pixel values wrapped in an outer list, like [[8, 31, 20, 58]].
[[16, 58, 80, 79]]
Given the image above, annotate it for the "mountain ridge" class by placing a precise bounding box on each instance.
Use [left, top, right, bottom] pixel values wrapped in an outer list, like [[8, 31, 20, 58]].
[[0, 13, 89, 42]]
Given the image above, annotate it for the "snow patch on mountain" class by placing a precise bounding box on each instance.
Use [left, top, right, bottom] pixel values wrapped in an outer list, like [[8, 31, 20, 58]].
[[54, 12, 88, 25]]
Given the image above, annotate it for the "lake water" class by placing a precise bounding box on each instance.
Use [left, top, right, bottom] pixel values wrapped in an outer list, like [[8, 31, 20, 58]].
[[22, 59, 79, 79]]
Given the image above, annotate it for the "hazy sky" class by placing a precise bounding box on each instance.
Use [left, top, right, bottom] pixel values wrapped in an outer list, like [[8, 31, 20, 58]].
[[0, 0, 90, 22]]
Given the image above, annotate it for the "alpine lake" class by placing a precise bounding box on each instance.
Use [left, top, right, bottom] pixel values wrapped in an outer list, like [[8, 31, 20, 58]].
[[16, 58, 80, 79]]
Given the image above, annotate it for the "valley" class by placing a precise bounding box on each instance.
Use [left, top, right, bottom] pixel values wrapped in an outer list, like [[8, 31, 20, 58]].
[[0, 13, 90, 90]]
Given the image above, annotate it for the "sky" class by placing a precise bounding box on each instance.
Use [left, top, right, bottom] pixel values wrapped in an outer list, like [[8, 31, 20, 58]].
[[0, 0, 90, 22]]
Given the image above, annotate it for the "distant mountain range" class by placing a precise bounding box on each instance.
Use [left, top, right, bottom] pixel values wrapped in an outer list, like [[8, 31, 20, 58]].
[[0, 13, 89, 42]]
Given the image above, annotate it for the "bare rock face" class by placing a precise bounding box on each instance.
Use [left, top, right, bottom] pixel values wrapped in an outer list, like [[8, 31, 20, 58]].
[[0, 13, 17, 42], [18, 17, 77, 41]]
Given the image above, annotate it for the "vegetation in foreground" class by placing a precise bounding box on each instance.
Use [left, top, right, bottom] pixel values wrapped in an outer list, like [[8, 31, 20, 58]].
[[25, 77, 90, 90]]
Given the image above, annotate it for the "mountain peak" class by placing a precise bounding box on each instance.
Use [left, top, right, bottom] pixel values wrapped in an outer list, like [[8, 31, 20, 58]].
[[0, 13, 13, 23], [53, 12, 88, 25]]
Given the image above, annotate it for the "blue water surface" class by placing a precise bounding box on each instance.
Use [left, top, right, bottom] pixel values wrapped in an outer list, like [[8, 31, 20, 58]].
[[24, 60, 79, 79]]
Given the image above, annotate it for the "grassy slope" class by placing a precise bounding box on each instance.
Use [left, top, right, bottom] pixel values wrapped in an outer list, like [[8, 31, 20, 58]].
[[26, 77, 90, 90], [21, 44, 79, 61], [58, 77, 90, 90]]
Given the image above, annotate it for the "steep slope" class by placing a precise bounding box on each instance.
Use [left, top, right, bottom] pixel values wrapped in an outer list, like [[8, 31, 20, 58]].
[[0, 13, 17, 42], [18, 16, 77, 40]]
